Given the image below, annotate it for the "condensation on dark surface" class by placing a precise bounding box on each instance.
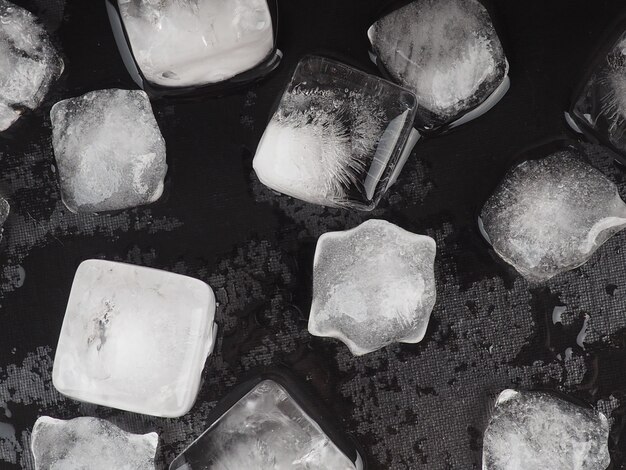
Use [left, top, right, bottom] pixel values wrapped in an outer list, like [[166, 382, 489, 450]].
[[2, 0, 626, 469]]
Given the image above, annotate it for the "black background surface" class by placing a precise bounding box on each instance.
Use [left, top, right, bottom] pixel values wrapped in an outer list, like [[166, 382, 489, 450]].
[[2, 0, 626, 469]]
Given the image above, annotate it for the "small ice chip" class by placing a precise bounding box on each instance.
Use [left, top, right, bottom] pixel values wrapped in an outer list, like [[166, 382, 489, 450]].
[[480, 149, 626, 282], [52, 260, 217, 417], [483, 389, 610, 470], [308, 219, 437, 356], [31, 416, 157, 470], [170, 379, 362, 469], [253, 55, 418, 210], [50, 89, 167, 213], [0, 0, 63, 131], [114, 0, 279, 88], [368, 0, 509, 131]]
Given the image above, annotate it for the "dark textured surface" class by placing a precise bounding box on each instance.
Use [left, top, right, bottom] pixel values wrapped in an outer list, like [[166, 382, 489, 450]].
[[2, 0, 626, 469]]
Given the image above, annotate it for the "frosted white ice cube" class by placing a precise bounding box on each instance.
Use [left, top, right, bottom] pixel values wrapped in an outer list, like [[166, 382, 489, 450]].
[[368, 0, 509, 131], [170, 379, 361, 470], [31, 416, 157, 470], [253, 55, 418, 210], [308, 219, 437, 356], [0, 0, 63, 131], [52, 260, 217, 418], [483, 389, 610, 470], [50, 89, 167, 213], [480, 149, 626, 282], [117, 0, 277, 88]]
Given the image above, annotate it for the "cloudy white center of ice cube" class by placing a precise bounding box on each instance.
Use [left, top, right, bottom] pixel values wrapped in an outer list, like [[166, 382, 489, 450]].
[[50, 89, 167, 213], [52, 260, 217, 418], [480, 150, 626, 282], [308, 219, 437, 356], [31, 416, 158, 470], [118, 0, 275, 87], [482, 390, 610, 470]]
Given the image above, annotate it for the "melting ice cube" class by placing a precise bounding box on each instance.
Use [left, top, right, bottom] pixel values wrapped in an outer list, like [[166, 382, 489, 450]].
[[570, 29, 626, 157], [253, 55, 419, 210], [111, 0, 279, 90], [31, 416, 157, 470], [483, 389, 610, 470], [52, 260, 217, 418], [50, 89, 167, 213], [368, 0, 509, 132], [170, 379, 362, 470], [0, 0, 63, 131], [480, 148, 626, 282], [308, 219, 437, 356]]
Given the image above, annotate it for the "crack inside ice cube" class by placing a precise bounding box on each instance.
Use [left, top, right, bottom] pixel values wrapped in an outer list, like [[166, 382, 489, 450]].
[[253, 55, 418, 210], [368, 0, 508, 131], [483, 390, 610, 470], [480, 148, 626, 282], [52, 260, 217, 417], [170, 379, 361, 469], [308, 219, 437, 356], [0, 0, 63, 131], [50, 89, 167, 213], [31, 416, 158, 470], [117, 0, 277, 88]]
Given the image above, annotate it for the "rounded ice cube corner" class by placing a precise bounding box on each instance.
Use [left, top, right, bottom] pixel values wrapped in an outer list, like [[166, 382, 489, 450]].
[[52, 259, 217, 418], [104, 0, 282, 98]]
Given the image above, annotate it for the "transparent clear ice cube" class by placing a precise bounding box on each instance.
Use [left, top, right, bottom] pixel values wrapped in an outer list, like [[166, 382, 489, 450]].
[[480, 149, 626, 282], [483, 390, 610, 470], [52, 260, 217, 418], [31, 416, 158, 470], [170, 379, 361, 470], [368, 0, 509, 132], [308, 219, 437, 356], [0, 0, 63, 131], [50, 89, 167, 213], [253, 56, 418, 210]]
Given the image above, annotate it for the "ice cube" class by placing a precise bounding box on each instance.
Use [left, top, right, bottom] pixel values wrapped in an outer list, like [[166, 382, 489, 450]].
[[368, 0, 509, 132], [308, 219, 437, 356], [52, 259, 217, 418], [170, 379, 362, 470], [31, 416, 157, 470], [112, 0, 279, 89], [480, 148, 626, 282], [570, 29, 626, 156], [50, 89, 167, 213], [483, 389, 610, 470], [253, 55, 418, 210], [0, 0, 63, 131]]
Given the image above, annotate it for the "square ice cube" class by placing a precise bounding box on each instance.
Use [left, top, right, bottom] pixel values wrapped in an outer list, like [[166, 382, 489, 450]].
[[31, 416, 158, 470], [569, 26, 626, 158], [170, 378, 363, 469], [253, 55, 418, 210], [368, 0, 509, 132], [0, 0, 63, 131], [52, 259, 217, 418], [308, 219, 437, 356], [108, 0, 280, 91], [483, 389, 610, 470], [50, 89, 167, 213]]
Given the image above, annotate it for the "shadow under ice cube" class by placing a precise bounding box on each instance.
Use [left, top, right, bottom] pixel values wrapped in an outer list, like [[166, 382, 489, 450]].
[[31, 416, 158, 470], [170, 378, 363, 470], [368, 0, 509, 133], [0, 0, 63, 131], [308, 219, 437, 356], [253, 55, 418, 210], [483, 390, 610, 470], [52, 260, 217, 418], [480, 147, 626, 282], [50, 89, 167, 213]]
